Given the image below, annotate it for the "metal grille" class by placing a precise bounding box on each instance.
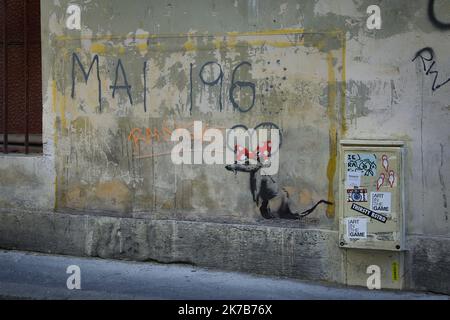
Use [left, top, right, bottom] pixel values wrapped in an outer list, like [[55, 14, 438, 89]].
[[0, 0, 42, 154]]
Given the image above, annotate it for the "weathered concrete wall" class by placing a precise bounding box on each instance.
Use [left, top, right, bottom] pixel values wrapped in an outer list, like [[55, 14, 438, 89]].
[[51, 28, 345, 226], [0, 210, 344, 283], [0, 0, 449, 294]]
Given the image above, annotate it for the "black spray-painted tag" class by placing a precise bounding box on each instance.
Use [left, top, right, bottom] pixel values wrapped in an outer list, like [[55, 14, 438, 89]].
[[350, 203, 387, 223]]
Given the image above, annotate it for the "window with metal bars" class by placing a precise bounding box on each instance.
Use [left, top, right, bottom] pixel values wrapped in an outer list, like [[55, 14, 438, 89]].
[[0, 0, 42, 154]]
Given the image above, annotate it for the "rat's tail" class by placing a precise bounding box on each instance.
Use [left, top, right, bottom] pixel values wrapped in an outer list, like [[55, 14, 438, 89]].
[[295, 200, 333, 218]]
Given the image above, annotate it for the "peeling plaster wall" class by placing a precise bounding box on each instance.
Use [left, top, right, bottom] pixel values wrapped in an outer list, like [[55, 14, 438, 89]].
[[49, 4, 348, 226], [54, 32, 345, 225], [0, 0, 449, 293]]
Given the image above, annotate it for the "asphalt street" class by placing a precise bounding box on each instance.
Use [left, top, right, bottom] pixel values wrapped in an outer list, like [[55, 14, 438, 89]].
[[0, 250, 448, 300]]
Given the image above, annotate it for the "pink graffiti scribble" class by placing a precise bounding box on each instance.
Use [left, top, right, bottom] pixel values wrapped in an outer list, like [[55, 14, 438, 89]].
[[388, 170, 395, 188], [382, 155, 389, 172], [377, 173, 385, 191]]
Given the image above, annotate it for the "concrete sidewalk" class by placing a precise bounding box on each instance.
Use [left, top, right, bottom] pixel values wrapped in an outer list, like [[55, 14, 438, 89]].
[[0, 250, 447, 300]]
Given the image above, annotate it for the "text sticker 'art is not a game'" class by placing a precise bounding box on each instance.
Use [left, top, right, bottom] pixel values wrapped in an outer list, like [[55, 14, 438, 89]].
[[346, 218, 368, 240], [370, 192, 392, 214]]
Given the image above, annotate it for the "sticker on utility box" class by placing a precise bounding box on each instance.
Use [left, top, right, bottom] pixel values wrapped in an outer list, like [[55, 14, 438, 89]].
[[350, 203, 387, 223], [347, 188, 368, 202], [345, 218, 368, 240], [346, 172, 362, 188], [347, 153, 377, 176], [370, 192, 392, 214]]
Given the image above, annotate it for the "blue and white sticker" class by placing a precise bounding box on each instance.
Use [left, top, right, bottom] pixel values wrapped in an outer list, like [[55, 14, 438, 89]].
[[347, 153, 377, 177]]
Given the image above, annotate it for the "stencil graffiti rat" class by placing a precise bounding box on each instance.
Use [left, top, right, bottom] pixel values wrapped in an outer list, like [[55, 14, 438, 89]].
[[225, 161, 332, 220]]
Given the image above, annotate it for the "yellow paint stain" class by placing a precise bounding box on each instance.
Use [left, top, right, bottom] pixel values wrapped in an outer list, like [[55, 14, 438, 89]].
[[54, 28, 345, 54], [326, 52, 338, 218], [52, 81, 59, 211], [246, 39, 302, 48], [136, 42, 148, 53], [212, 38, 223, 50], [246, 40, 265, 47], [52, 129, 59, 209], [313, 37, 328, 51], [51, 80, 57, 114], [51, 83, 58, 143], [54, 175, 60, 211], [154, 42, 164, 51], [183, 40, 196, 51], [340, 35, 348, 135], [392, 262, 399, 281], [224, 34, 238, 49], [53, 120, 58, 145], [55, 28, 307, 42], [118, 46, 126, 55], [271, 41, 303, 48], [227, 28, 305, 37], [59, 47, 69, 58], [169, 35, 306, 52], [60, 94, 67, 130], [91, 43, 107, 54], [51, 80, 67, 131]]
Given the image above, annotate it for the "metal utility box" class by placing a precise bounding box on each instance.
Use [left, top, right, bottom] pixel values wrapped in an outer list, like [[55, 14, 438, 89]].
[[339, 140, 405, 251]]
